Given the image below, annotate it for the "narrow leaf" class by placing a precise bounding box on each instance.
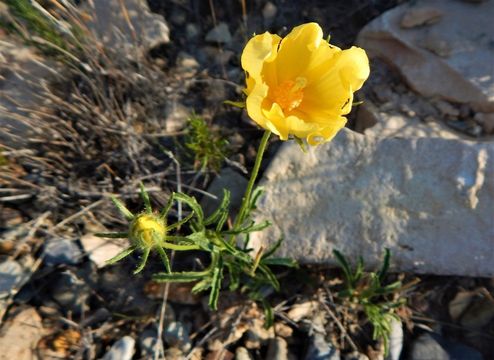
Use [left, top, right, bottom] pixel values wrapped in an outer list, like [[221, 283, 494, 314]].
[[192, 279, 211, 293], [333, 250, 353, 288], [153, 271, 207, 282], [208, 254, 223, 310], [111, 196, 134, 220], [223, 100, 245, 108], [378, 248, 391, 282], [133, 248, 150, 274], [105, 246, 135, 265], [95, 232, 128, 239], [173, 192, 204, 221], [262, 257, 298, 268], [139, 182, 152, 214]]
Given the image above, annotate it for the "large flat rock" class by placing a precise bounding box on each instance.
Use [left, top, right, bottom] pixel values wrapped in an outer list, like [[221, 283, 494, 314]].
[[357, 0, 494, 112], [251, 129, 494, 277]]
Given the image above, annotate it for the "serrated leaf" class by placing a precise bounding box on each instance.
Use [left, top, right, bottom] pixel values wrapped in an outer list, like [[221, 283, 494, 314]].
[[192, 278, 211, 293], [173, 192, 204, 222], [204, 189, 231, 226], [208, 254, 223, 310], [153, 271, 207, 282]]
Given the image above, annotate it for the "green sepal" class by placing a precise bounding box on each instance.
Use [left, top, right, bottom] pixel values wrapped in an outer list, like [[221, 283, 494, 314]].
[[223, 100, 245, 108], [111, 196, 134, 221], [105, 246, 135, 265], [139, 182, 152, 214]]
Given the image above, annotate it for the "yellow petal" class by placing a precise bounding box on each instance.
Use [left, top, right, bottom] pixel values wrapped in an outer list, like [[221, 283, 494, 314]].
[[241, 32, 281, 84], [275, 23, 323, 83], [263, 103, 318, 140], [337, 46, 370, 91], [307, 117, 347, 145], [246, 82, 269, 128]]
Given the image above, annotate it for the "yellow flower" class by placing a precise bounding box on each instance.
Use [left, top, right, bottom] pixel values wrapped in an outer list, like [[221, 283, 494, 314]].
[[129, 213, 166, 248], [241, 23, 369, 145]]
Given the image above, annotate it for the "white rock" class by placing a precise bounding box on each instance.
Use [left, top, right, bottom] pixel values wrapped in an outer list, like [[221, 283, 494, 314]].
[[80, 234, 128, 268], [103, 336, 135, 360], [251, 129, 494, 277], [357, 0, 494, 112], [83, 0, 169, 54]]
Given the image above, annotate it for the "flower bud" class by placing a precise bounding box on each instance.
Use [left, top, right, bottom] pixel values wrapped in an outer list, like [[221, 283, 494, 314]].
[[129, 214, 166, 248]]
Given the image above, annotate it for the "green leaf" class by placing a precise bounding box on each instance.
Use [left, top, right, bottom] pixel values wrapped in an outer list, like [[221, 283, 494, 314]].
[[153, 271, 207, 282], [249, 186, 265, 210], [192, 279, 211, 293], [332, 250, 353, 288], [111, 196, 134, 221], [294, 136, 307, 153], [262, 236, 284, 259], [173, 192, 204, 222], [262, 257, 298, 268], [95, 232, 129, 239], [166, 210, 194, 231], [139, 182, 152, 214], [378, 248, 391, 282], [258, 264, 280, 291], [204, 189, 230, 226], [159, 194, 174, 220], [209, 254, 224, 310], [262, 299, 274, 329], [225, 262, 240, 291], [133, 248, 150, 274], [105, 246, 135, 265]]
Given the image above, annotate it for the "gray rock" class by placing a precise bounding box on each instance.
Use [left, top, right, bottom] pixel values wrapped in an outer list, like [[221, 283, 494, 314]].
[[0, 39, 58, 148], [201, 168, 248, 218], [205, 22, 232, 44], [251, 129, 494, 277], [164, 321, 191, 352], [410, 332, 483, 360], [139, 327, 159, 359], [43, 238, 82, 266], [83, 0, 170, 54], [305, 334, 340, 360], [186, 23, 200, 40], [103, 336, 135, 360], [0, 258, 35, 315], [0, 260, 24, 298], [262, 2, 278, 22], [357, 0, 494, 112], [50, 271, 90, 315]]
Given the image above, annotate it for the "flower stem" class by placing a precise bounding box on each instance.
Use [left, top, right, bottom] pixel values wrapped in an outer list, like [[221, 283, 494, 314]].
[[233, 130, 271, 234]]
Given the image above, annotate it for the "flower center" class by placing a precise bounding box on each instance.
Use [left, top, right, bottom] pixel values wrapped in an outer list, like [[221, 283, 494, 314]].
[[129, 214, 166, 248], [271, 77, 307, 112]]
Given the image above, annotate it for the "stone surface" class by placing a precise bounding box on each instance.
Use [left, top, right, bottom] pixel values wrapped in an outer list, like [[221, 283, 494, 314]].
[[0, 307, 46, 360], [0, 38, 57, 147], [205, 22, 232, 44], [0, 257, 34, 316], [251, 129, 494, 276], [84, 0, 169, 54], [102, 336, 135, 360], [50, 271, 90, 315], [305, 334, 340, 360], [410, 332, 483, 360], [164, 321, 192, 352], [80, 234, 128, 268], [266, 337, 289, 360], [201, 168, 248, 218], [357, 0, 494, 112], [43, 238, 83, 266]]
